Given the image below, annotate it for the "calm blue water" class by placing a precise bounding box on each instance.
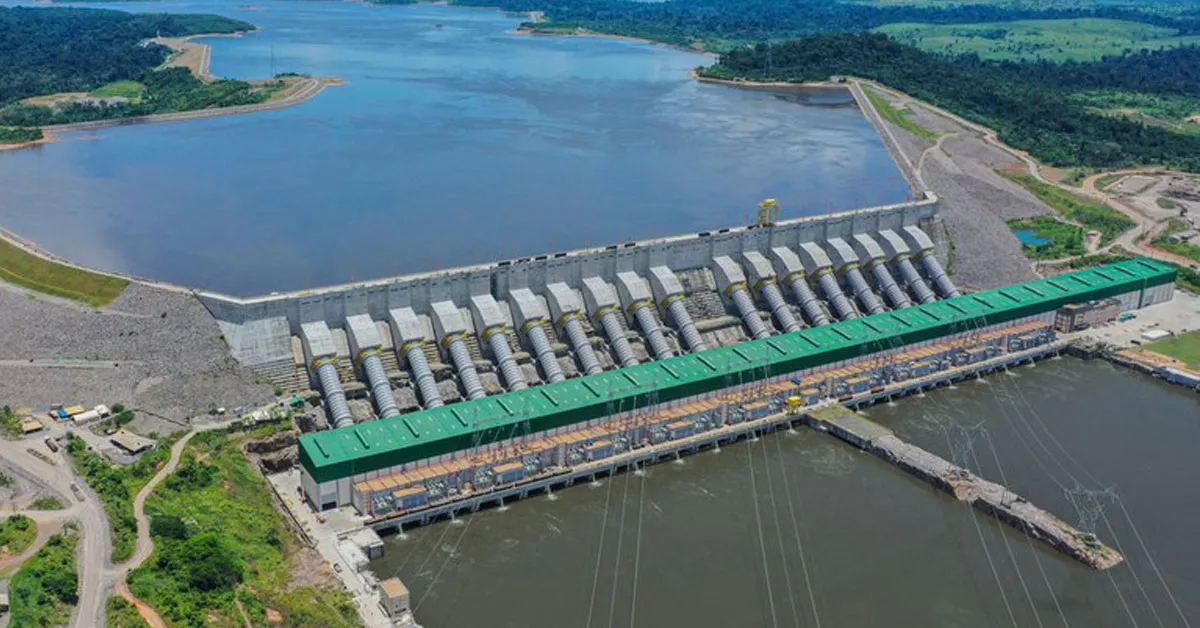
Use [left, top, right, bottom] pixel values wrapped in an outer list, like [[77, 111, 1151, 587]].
[[0, 0, 906, 295], [1015, 229, 1051, 246]]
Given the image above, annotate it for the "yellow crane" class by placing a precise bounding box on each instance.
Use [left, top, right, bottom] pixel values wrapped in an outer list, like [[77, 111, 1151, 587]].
[[756, 198, 780, 227]]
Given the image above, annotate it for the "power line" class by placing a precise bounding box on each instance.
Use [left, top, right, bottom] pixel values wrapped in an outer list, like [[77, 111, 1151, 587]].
[[759, 431, 801, 628], [772, 428, 823, 628], [942, 424, 1021, 628], [628, 461, 648, 628], [747, 427, 779, 628]]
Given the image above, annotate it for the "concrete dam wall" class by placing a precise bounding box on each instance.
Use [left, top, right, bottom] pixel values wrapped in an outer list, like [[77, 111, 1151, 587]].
[[200, 197, 948, 424]]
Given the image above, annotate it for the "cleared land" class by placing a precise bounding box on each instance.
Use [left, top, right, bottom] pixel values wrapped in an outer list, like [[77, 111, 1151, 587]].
[[91, 80, 147, 101], [0, 234, 129, 307], [1145, 329, 1200, 369], [866, 89, 937, 140], [1008, 215, 1085, 260], [876, 18, 1200, 62], [127, 429, 360, 627], [0, 281, 274, 432], [1002, 172, 1135, 245]]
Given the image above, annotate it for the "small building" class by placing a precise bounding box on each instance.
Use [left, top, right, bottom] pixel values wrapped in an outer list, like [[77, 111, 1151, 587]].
[[1141, 329, 1171, 342], [1054, 298, 1122, 332], [379, 578, 411, 618], [109, 429, 156, 455], [63, 405, 87, 417], [72, 410, 101, 425], [21, 417, 43, 434]]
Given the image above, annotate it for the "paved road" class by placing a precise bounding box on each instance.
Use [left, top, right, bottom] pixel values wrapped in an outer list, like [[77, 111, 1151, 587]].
[[0, 438, 113, 628]]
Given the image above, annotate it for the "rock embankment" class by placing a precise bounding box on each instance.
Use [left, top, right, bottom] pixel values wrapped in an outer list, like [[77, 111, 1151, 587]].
[[0, 282, 273, 432]]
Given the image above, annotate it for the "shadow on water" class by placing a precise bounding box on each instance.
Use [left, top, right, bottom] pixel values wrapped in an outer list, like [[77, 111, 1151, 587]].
[[373, 358, 1200, 627]]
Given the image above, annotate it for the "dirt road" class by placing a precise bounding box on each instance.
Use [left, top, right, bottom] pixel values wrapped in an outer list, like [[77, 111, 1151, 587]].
[[113, 419, 237, 628]]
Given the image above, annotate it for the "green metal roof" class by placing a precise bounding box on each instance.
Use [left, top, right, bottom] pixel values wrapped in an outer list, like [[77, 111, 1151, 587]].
[[300, 258, 1174, 483]]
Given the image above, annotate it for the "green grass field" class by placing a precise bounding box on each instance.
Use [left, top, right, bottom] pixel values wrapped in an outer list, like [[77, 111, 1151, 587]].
[[1003, 172, 1135, 244], [875, 18, 1200, 62], [91, 80, 146, 101], [865, 89, 938, 140], [1146, 329, 1200, 368], [0, 236, 128, 307], [1156, 197, 1179, 209]]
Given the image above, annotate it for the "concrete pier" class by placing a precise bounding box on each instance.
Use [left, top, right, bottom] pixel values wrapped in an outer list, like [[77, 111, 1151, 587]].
[[804, 405, 1124, 570]]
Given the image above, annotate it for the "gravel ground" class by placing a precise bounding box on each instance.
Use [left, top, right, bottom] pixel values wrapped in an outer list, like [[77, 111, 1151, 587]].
[[0, 282, 273, 434], [873, 99, 1047, 290]]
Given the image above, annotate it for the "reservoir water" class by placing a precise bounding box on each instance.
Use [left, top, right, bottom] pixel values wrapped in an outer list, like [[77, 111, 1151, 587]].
[[372, 358, 1200, 627], [0, 0, 907, 296]]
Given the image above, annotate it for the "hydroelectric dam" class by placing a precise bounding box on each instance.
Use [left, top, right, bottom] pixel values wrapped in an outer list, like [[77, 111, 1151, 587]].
[[196, 195, 1176, 543]]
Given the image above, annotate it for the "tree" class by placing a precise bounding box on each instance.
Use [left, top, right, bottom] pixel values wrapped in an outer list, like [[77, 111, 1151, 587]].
[[166, 533, 243, 592], [150, 514, 189, 541]]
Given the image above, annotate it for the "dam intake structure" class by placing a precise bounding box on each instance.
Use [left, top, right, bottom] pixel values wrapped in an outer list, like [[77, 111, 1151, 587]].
[[204, 199, 956, 426]]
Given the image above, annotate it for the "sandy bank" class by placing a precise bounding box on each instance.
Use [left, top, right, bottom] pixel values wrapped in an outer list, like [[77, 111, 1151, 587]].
[[0, 30, 340, 148], [40, 76, 336, 135]]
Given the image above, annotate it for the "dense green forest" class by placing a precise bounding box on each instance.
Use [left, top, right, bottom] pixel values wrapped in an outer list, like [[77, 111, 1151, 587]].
[[424, 0, 1200, 50], [0, 68, 268, 127], [0, 7, 253, 106], [699, 34, 1200, 171]]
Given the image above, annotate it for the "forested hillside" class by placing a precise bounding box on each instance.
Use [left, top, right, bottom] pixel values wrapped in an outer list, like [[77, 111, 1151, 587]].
[[435, 0, 1200, 51], [0, 7, 253, 106], [700, 34, 1200, 171]]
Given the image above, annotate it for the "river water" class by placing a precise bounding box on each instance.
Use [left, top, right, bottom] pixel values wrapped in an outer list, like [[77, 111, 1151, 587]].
[[371, 358, 1200, 627], [0, 0, 906, 296]]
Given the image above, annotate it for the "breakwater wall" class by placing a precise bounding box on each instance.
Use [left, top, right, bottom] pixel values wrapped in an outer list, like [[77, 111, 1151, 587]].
[[805, 405, 1123, 570]]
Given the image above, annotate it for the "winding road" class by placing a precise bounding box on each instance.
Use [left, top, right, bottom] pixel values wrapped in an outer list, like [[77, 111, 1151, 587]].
[[0, 439, 112, 628], [113, 419, 236, 628]]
